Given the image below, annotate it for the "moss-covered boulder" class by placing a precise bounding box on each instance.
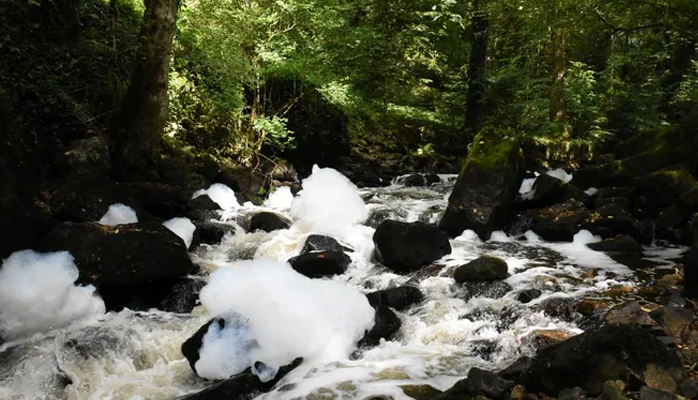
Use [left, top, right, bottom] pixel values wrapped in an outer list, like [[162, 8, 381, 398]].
[[439, 130, 525, 239], [531, 200, 591, 242]]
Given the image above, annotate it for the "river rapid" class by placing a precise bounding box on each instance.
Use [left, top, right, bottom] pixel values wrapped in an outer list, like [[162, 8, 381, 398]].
[[0, 172, 685, 400]]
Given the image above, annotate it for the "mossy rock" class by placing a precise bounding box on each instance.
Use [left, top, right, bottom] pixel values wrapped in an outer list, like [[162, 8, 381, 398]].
[[400, 385, 443, 400]]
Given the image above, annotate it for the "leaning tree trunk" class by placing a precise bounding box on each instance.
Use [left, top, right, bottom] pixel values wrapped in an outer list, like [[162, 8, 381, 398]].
[[114, 0, 180, 166], [463, 0, 489, 140]]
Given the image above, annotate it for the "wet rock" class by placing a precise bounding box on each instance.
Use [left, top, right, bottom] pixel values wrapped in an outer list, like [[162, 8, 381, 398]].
[[498, 356, 533, 381], [517, 173, 590, 211], [192, 220, 236, 246], [538, 297, 579, 323], [179, 357, 303, 400], [288, 251, 351, 278], [400, 384, 443, 400], [182, 318, 220, 373], [187, 195, 222, 212], [680, 379, 698, 398], [373, 220, 451, 273], [517, 289, 542, 304], [649, 306, 695, 337], [468, 367, 514, 400], [404, 174, 427, 187], [600, 381, 628, 400], [248, 212, 291, 232], [358, 306, 401, 347], [471, 339, 500, 361], [425, 172, 441, 186], [576, 299, 612, 317], [439, 130, 525, 240], [366, 287, 425, 311], [300, 234, 349, 254], [522, 329, 575, 350], [54, 136, 111, 175], [604, 302, 656, 327], [365, 208, 407, 229], [41, 221, 196, 310], [520, 324, 687, 395], [639, 386, 679, 400], [510, 385, 527, 400], [160, 278, 205, 313], [586, 203, 641, 240], [588, 235, 644, 255], [454, 256, 509, 283], [532, 200, 591, 242]]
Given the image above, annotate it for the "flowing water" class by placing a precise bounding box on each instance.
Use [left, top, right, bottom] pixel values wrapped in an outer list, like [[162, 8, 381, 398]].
[[0, 174, 686, 400]]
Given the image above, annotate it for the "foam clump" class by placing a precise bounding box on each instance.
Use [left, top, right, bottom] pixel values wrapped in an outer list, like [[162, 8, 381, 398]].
[[546, 168, 573, 183], [163, 217, 196, 248], [265, 186, 294, 210], [584, 187, 599, 196], [98, 203, 138, 227], [291, 165, 367, 236], [0, 250, 105, 340], [193, 184, 240, 210], [196, 258, 375, 380]]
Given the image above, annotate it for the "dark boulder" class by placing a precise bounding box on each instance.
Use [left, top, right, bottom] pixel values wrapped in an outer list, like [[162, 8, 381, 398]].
[[364, 208, 408, 229], [604, 302, 657, 327], [404, 174, 427, 187], [358, 306, 401, 347], [453, 256, 509, 283], [649, 306, 696, 337], [436, 367, 513, 400], [248, 212, 291, 232], [54, 136, 111, 176], [373, 220, 451, 273], [193, 220, 236, 246], [585, 203, 641, 240], [461, 281, 512, 301], [41, 221, 196, 310], [425, 172, 441, 186], [588, 234, 643, 255], [287, 251, 351, 278], [300, 234, 349, 254], [160, 278, 205, 313], [122, 182, 191, 221], [439, 130, 525, 240], [517, 173, 590, 211], [179, 357, 303, 400], [517, 289, 542, 304], [520, 324, 687, 395], [531, 200, 591, 242], [366, 287, 425, 311], [639, 386, 679, 400], [187, 195, 222, 212]]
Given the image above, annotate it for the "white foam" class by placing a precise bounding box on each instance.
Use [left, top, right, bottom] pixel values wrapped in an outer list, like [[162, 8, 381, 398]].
[[98, 203, 138, 226], [265, 186, 294, 210], [584, 187, 598, 196], [546, 168, 573, 183], [193, 183, 240, 210], [163, 217, 196, 248], [291, 165, 368, 238], [519, 177, 537, 195], [196, 258, 375, 380], [0, 250, 105, 340]]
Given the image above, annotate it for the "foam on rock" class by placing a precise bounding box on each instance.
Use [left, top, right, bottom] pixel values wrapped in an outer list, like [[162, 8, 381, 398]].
[[98, 203, 138, 227], [265, 186, 294, 210], [196, 258, 375, 380], [0, 250, 105, 340], [291, 165, 368, 238], [163, 217, 197, 248], [193, 184, 240, 210]]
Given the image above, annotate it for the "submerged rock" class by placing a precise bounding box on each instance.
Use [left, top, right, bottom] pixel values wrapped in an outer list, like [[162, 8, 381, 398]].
[[516, 289, 542, 304], [404, 174, 427, 187], [366, 287, 425, 311], [453, 256, 509, 283], [519, 324, 687, 395], [248, 212, 291, 232], [159, 278, 205, 313], [192, 220, 236, 246], [439, 130, 525, 240], [288, 251, 351, 278], [373, 220, 451, 273]]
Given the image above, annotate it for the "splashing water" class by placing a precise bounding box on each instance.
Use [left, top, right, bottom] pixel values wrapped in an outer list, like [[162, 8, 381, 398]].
[[0, 169, 682, 400]]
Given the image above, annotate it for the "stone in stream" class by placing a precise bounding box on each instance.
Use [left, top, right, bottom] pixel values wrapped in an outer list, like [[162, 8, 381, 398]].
[[373, 220, 451, 273], [40, 221, 197, 311], [437, 367, 513, 400], [300, 234, 350, 254], [159, 278, 205, 313], [358, 306, 401, 347], [453, 256, 509, 283], [516, 289, 541, 304], [587, 233, 659, 270], [192, 220, 236, 246], [516, 173, 590, 211], [187, 194, 222, 212], [599, 381, 628, 400], [404, 173, 427, 187], [287, 251, 351, 278], [366, 286, 425, 311], [178, 357, 304, 400], [604, 301, 657, 327], [248, 212, 291, 232], [182, 318, 221, 373], [439, 129, 525, 240], [639, 386, 679, 400], [518, 324, 687, 396]]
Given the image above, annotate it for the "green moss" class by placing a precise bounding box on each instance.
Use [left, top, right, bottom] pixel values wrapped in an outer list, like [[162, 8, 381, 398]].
[[463, 128, 522, 172], [647, 169, 696, 187]]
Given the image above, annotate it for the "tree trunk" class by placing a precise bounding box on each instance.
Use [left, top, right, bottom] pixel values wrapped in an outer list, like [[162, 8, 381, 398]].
[[549, 1, 569, 160], [463, 0, 489, 140], [114, 0, 179, 166]]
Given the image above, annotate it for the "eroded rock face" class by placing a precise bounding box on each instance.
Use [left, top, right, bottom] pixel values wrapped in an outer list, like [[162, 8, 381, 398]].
[[439, 131, 525, 240], [373, 220, 451, 273], [519, 324, 687, 396]]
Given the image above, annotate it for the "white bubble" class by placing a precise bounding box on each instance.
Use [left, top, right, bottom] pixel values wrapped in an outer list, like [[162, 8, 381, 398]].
[[163, 217, 196, 248], [98, 203, 138, 227], [193, 183, 240, 210]]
